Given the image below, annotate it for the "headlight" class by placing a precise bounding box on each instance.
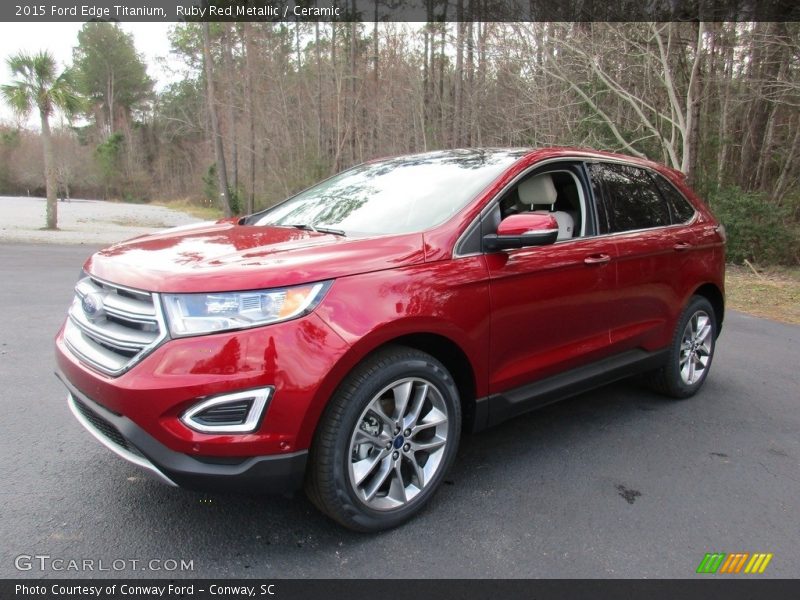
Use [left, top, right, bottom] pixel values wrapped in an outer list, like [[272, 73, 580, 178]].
[[162, 281, 331, 337]]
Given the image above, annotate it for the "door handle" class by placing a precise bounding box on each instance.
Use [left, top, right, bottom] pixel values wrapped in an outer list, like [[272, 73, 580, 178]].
[[584, 254, 611, 265], [673, 242, 692, 251]]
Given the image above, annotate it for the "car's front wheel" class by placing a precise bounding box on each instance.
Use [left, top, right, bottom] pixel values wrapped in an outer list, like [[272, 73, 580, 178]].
[[306, 346, 461, 532], [646, 295, 717, 398]]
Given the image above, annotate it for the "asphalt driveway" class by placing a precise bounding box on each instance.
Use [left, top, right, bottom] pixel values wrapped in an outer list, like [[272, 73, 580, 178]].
[[0, 242, 797, 578]]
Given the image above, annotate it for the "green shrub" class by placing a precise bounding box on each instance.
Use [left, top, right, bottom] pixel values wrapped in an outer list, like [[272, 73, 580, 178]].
[[122, 191, 147, 204], [709, 186, 799, 266], [202, 163, 217, 206], [227, 186, 242, 216]]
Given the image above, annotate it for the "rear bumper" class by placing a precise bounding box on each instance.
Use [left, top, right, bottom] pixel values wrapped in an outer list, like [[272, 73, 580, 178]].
[[59, 373, 307, 493]]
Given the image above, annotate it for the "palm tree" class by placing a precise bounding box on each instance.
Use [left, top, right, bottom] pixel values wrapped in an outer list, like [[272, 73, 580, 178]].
[[2, 51, 81, 229]]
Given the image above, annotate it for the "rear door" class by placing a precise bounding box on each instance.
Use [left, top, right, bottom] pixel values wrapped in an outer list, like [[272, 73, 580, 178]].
[[588, 161, 690, 353]]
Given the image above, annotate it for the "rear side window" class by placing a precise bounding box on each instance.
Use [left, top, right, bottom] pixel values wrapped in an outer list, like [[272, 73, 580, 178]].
[[651, 173, 696, 224], [591, 163, 671, 234]]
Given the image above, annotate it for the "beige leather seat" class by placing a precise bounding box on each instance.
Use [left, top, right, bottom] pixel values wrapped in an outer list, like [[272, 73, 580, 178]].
[[518, 174, 575, 240]]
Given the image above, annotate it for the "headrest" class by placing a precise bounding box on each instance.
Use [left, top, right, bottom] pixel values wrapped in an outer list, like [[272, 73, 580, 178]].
[[518, 174, 557, 206]]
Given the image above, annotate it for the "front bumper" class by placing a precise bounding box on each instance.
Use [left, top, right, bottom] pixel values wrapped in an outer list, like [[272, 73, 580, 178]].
[[54, 310, 351, 457], [59, 373, 307, 493]]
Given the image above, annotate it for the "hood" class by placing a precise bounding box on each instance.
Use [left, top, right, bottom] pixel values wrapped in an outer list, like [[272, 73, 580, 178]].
[[85, 221, 426, 293]]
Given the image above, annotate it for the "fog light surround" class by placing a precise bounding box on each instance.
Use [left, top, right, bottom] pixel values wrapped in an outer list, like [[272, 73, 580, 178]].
[[181, 387, 273, 434]]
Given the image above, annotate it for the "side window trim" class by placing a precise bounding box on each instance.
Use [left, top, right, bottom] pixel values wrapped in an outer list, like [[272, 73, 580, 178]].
[[574, 160, 600, 237], [586, 161, 610, 235]]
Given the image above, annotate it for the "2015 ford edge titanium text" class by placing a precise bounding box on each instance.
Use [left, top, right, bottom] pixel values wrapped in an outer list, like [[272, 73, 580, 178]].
[[55, 148, 725, 531]]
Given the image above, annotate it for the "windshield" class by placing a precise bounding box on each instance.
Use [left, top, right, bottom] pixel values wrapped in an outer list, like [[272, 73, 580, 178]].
[[251, 150, 524, 235]]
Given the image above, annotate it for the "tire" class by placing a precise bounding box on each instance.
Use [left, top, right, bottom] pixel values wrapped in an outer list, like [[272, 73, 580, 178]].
[[305, 345, 461, 532], [645, 295, 717, 399]]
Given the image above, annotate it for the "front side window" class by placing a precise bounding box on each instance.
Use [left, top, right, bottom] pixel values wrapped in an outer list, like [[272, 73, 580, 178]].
[[252, 150, 523, 236], [496, 167, 588, 240], [592, 163, 671, 234]]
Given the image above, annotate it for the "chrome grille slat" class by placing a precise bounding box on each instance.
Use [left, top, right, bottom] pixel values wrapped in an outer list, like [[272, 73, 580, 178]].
[[63, 277, 167, 376], [90, 277, 151, 300], [71, 321, 143, 353], [64, 319, 130, 372], [69, 303, 157, 349], [99, 294, 156, 319], [77, 279, 156, 318]]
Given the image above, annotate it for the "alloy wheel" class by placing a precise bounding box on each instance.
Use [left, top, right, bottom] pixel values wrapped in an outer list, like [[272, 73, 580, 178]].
[[347, 377, 449, 511], [679, 310, 713, 385]]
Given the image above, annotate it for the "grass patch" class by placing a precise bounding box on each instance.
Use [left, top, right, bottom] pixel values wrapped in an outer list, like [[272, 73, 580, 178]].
[[726, 265, 800, 325], [151, 198, 224, 221]]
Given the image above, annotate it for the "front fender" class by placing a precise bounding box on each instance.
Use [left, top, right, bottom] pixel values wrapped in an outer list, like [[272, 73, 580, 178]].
[[296, 259, 490, 448]]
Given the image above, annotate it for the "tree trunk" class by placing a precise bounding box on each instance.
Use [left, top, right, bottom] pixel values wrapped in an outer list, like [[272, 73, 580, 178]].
[[715, 23, 735, 190], [773, 120, 800, 204], [223, 25, 239, 195], [370, 2, 379, 156], [682, 22, 704, 187], [243, 21, 256, 214], [756, 102, 779, 192], [349, 15, 357, 163], [372, 0, 379, 78], [295, 21, 301, 68], [202, 20, 233, 217], [453, 1, 464, 146], [40, 110, 58, 229], [332, 21, 341, 170], [423, 19, 430, 128], [315, 21, 323, 159], [107, 70, 115, 134], [466, 17, 474, 145], [438, 15, 447, 140], [476, 18, 487, 146], [739, 22, 782, 190]]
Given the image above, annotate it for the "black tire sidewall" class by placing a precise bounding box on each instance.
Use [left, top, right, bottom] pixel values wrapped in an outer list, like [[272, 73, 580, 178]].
[[327, 351, 461, 531]]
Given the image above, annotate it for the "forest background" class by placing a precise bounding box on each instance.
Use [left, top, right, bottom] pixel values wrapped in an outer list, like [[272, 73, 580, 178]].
[[1, 16, 798, 266]]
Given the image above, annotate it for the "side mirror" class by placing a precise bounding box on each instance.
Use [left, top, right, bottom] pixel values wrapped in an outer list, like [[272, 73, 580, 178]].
[[483, 213, 559, 251]]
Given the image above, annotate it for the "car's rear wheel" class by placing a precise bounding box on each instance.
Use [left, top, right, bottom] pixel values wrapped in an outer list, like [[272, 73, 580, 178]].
[[646, 295, 717, 398], [306, 346, 461, 532]]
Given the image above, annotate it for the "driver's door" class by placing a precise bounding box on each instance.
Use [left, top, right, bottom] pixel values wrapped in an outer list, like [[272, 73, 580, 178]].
[[485, 164, 618, 401]]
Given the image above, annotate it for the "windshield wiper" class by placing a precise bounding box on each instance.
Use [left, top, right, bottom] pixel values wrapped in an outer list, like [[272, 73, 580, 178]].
[[286, 224, 346, 237]]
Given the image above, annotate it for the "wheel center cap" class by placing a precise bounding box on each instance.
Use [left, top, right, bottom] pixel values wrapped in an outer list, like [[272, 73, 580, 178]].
[[393, 435, 405, 449]]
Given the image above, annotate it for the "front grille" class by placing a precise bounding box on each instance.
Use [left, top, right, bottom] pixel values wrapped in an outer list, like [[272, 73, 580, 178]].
[[63, 276, 166, 376], [72, 396, 139, 455]]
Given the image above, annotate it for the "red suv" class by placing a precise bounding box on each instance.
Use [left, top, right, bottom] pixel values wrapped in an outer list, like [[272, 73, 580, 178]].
[[55, 148, 725, 531]]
